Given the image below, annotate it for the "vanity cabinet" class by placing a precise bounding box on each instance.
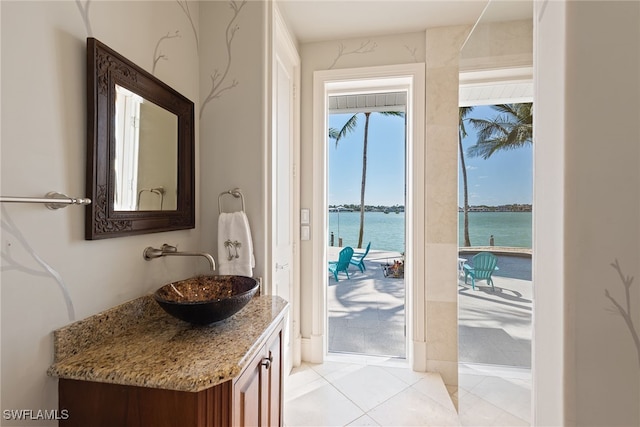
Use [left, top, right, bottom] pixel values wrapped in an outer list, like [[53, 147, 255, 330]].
[[55, 315, 284, 427]]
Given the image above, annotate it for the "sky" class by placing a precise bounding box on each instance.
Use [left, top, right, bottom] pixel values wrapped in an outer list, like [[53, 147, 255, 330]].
[[328, 104, 533, 207], [328, 112, 406, 206]]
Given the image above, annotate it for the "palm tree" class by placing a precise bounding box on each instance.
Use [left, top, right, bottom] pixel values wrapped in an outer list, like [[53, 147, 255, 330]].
[[467, 103, 533, 159], [329, 111, 404, 249], [459, 103, 532, 247], [459, 106, 474, 247]]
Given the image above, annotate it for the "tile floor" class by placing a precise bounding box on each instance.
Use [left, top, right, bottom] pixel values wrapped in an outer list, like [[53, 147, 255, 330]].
[[284, 356, 457, 426], [284, 356, 531, 426], [457, 363, 531, 426]]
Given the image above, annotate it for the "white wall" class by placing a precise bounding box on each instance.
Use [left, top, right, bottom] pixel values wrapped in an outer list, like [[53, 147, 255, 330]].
[[198, 0, 268, 279], [460, 19, 533, 72], [1, 2, 201, 424], [534, 1, 640, 425], [564, 1, 639, 424]]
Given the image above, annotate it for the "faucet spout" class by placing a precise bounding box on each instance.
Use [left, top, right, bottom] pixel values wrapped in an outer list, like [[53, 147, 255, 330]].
[[163, 251, 216, 271], [143, 244, 216, 271]]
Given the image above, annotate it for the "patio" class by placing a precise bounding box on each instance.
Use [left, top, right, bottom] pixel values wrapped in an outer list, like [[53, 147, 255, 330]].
[[327, 247, 407, 358], [326, 246, 532, 368]]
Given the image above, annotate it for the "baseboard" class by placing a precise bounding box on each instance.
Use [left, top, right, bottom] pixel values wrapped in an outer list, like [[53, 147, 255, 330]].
[[412, 339, 428, 371], [293, 335, 302, 367], [301, 334, 324, 363]]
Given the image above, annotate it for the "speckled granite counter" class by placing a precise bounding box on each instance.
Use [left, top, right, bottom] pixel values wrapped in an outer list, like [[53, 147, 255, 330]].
[[47, 294, 288, 392]]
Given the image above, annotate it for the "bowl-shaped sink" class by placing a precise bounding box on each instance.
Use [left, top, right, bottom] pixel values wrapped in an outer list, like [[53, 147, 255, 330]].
[[154, 275, 259, 325]]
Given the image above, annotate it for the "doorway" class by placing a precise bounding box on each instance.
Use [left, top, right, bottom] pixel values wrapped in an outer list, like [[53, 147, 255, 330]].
[[326, 93, 408, 359], [457, 94, 534, 424], [310, 64, 425, 367]]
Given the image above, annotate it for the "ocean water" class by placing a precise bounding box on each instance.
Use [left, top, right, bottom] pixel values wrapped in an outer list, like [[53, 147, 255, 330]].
[[329, 212, 405, 253], [458, 211, 532, 248], [328, 211, 532, 252]]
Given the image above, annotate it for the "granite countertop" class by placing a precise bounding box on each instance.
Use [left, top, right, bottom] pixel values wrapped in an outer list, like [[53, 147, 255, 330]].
[[47, 294, 288, 393]]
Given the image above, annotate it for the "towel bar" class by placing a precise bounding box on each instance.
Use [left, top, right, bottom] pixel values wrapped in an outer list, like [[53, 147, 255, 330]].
[[218, 188, 245, 214], [0, 192, 91, 210]]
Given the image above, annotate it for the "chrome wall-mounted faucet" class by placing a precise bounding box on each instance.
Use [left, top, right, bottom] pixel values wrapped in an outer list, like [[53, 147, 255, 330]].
[[143, 244, 216, 271]]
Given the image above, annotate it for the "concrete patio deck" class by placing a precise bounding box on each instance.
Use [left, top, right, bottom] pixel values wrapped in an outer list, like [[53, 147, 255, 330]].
[[327, 247, 532, 368], [458, 253, 532, 367], [327, 247, 407, 358]]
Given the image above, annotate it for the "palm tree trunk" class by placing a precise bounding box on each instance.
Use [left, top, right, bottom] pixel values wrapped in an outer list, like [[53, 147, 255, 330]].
[[459, 129, 471, 247], [357, 113, 371, 249]]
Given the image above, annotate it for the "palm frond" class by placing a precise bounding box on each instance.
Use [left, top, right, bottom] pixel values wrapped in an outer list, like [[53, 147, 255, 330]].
[[380, 111, 405, 118], [467, 103, 533, 159], [329, 114, 359, 147], [459, 106, 475, 138]]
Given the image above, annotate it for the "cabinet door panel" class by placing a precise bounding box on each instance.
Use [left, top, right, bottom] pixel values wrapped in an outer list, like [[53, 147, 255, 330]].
[[266, 328, 283, 426], [234, 357, 263, 426]]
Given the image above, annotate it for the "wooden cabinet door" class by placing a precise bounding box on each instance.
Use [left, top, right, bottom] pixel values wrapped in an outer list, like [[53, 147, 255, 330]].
[[233, 348, 265, 426], [265, 327, 283, 426], [233, 320, 284, 426]]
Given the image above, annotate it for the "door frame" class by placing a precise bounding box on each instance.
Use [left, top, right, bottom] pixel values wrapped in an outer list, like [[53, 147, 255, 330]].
[[310, 63, 426, 367], [266, 4, 301, 371]]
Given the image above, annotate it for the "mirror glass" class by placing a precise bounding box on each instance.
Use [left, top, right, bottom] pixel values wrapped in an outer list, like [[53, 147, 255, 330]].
[[114, 85, 178, 211], [86, 37, 195, 240]]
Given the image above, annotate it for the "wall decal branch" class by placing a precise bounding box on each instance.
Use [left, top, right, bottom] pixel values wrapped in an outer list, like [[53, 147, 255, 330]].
[[176, 0, 199, 49], [328, 40, 377, 69], [405, 45, 419, 63], [605, 259, 640, 367], [0, 207, 75, 321], [152, 30, 181, 75], [75, 0, 93, 37], [199, 0, 246, 119]]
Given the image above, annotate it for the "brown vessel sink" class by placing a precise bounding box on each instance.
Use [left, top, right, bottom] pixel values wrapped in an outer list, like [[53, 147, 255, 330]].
[[154, 275, 259, 325]]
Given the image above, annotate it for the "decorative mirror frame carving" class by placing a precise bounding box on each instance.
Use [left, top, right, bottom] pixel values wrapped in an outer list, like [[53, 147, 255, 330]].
[[85, 37, 195, 240]]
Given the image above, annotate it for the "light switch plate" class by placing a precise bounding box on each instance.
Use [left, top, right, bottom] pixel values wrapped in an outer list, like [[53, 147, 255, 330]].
[[301, 208, 310, 225], [301, 225, 310, 240]]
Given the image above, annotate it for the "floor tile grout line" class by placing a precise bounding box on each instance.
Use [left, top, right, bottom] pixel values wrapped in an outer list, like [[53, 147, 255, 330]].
[[302, 362, 461, 424], [285, 369, 530, 426], [337, 381, 413, 425], [307, 362, 431, 423]]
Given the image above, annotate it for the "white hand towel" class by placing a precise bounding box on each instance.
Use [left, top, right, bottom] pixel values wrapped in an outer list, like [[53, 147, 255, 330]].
[[217, 211, 255, 277]]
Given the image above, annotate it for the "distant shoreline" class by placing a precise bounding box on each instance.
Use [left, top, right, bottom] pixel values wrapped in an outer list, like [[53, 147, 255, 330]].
[[330, 204, 532, 213], [458, 205, 532, 213]]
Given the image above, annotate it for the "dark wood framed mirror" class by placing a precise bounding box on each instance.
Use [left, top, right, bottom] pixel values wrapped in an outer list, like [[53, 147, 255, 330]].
[[85, 37, 195, 240]]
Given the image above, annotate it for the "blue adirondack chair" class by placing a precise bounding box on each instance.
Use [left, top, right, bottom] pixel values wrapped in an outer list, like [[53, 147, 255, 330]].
[[463, 252, 499, 290], [349, 242, 371, 272], [328, 247, 354, 282]]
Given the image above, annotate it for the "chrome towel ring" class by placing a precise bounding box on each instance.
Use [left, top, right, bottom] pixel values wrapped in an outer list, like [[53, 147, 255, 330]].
[[218, 188, 245, 214]]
